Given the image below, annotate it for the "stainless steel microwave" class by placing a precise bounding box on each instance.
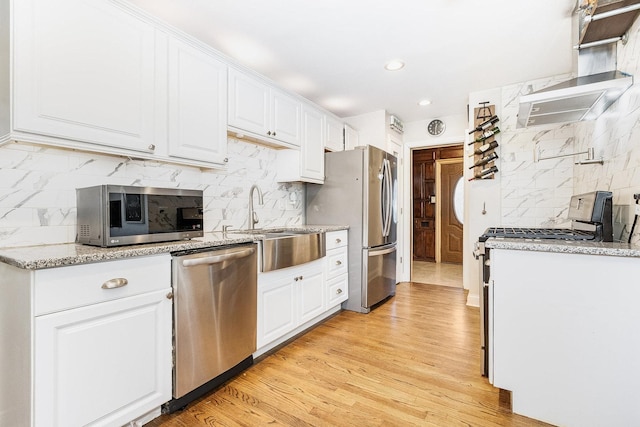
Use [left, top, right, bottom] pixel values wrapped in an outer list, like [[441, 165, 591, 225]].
[[76, 185, 204, 247]]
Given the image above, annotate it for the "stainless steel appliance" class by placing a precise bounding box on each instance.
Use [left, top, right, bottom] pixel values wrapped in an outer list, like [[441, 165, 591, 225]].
[[475, 190, 613, 377], [306, 145, 397, 313], [167, 243, 257, 412], [76, 185, 203, 247]]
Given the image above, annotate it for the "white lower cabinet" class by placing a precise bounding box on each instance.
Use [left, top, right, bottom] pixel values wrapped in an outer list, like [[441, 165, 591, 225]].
[[257, 258, 324, 351], [35, 290, 171, 427], [0, 254, 172, 427], [325, 230, 349, 306], [256, 231, 349, 356]]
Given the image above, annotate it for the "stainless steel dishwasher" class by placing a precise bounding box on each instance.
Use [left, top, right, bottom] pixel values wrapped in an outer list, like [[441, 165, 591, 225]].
[[167, 243, 257, 412]]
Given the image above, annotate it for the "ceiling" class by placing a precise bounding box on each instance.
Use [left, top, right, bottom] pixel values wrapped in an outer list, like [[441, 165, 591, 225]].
[[126, 0, 577, 123]]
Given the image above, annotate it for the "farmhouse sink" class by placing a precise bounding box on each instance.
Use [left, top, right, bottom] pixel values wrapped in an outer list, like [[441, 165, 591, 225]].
[[260, 231, 326, 272]]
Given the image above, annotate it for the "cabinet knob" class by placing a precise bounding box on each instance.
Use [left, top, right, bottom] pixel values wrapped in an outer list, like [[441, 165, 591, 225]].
[[336, 238, 341, 244], [148, 144, 156, 151], [336, 288, 343, 294], [166, 291, 174, 300], [294, 275, 303, 281], [335, 260, 342, 266], [224, 158, 229, 163], [267, 131, 272, 136], [273, 131, 276, 136], [101, 278, 128, 290]]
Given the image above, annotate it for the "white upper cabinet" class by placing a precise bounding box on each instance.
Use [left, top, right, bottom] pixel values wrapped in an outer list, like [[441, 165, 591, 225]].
[[277, 103, 324, 184], [344, 124, 360, 150], [300, 105, 325, 181], [228, 68, 301, 147], [325, 115, 344, 152], [7, 0, 229, 168], [167, 37, 228, 165], [12, 0, 158, 153]]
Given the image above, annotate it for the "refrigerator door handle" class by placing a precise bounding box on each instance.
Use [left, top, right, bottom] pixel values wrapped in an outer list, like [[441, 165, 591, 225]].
[[369, 245, 396, 256], [382, 159, 392, 237]]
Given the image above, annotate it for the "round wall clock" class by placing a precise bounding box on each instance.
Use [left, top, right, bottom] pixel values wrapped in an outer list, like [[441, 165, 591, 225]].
[[427, 119, 446, 136]]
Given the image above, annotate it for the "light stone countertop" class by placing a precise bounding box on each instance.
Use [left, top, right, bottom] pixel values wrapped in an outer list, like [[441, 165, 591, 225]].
[[0, 225, 349, 270], [485, 237, 640, 258]]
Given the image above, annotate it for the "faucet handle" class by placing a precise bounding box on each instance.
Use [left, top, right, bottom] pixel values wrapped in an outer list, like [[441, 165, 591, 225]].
[[252, 211, 259, 225]]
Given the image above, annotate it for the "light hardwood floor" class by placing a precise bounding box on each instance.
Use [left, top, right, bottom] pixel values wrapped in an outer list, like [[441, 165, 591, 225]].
[[147, 283, 550, 426], [411, 261, 463, 288]]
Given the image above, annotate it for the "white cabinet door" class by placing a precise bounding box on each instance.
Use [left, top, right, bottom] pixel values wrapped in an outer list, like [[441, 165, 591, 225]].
[[300, 105, 325, 182], [298, 266, 325, 324], [228, 68, 301, 147], [167, 38, 228, 165], [13, 0, 158, 153], [34, 289, 172, 427], [257, 273, 296, 349], [271, 89, 301, 146], [344, 124, 360, 150], [228, 68, 270, 137], [325, 115, 344, 151]]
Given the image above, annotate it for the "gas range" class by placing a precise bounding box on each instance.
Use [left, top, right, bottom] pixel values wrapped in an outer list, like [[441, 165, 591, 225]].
[[479, 190, 613, 244], [475, 190, 613, 378]]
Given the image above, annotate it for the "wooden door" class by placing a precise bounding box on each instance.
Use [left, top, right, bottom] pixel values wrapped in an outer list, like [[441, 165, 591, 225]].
[[412, 146, 463, 262], [440, 161, 463, 263]]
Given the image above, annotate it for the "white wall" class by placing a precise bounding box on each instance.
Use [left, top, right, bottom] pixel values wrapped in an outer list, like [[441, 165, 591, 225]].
[[0, 138, 304, 247]]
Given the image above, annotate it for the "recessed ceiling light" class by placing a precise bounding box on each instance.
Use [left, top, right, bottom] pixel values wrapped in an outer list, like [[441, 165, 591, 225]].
[[384, 60, 405, 71], [418, 99, 432, 106]]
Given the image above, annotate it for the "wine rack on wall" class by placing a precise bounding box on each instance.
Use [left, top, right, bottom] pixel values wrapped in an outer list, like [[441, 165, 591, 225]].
[[468, 102, 499, 181]]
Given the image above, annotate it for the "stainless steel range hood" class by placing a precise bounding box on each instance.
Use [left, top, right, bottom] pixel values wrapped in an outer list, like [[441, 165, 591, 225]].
[[516, 69, 633, 128], [517, 1, 638, 128]]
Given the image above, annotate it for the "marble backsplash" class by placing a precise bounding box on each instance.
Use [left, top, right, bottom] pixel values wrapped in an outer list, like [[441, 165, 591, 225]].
[[0, 137, 304, 248]]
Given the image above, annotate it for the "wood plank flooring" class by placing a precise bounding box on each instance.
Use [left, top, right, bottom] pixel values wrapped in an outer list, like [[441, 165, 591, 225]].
[[146, 283, 551, 426]]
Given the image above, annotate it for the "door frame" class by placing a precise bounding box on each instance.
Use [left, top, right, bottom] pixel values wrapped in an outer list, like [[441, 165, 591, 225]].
[[401, 139, 463, 284], [435, 158, 463, 263]]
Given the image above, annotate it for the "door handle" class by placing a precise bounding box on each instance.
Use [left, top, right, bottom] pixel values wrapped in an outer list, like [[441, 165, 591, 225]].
[[101, 278, 128, 289], [368, 246, 396, 257], [182, 247, 256, 267]]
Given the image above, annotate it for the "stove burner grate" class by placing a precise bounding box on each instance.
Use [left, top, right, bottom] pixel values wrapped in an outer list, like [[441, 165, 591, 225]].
[[483, 227, 596, 240]]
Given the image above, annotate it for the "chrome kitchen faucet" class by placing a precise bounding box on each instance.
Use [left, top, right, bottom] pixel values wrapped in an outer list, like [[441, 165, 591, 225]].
[[248, 184, 264, 230]]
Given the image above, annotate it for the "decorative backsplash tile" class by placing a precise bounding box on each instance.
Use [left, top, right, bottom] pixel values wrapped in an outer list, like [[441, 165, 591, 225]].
[[0, 138, 304, 248]]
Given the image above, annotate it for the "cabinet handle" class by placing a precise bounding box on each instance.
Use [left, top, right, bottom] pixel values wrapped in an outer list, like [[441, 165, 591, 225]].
[[335, 260, 342, 266], [336, 288, 343, 294], [166, 291, 174, 300], [148, 144, 156, 151], [101, 278, 128, 290], [336, 238, 341, 244]]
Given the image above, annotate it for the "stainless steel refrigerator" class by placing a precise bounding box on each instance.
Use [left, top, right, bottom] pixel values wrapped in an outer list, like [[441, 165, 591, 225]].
[[306, 145, 397, 313]]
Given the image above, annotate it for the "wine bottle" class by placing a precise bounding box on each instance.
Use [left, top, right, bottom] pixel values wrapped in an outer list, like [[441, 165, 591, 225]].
[[472, 140, 498, 155], [468, 165, 498, 181], [473, 127, 501, 143], [469, 152, 498, 169], [468, 115, 499, 135]]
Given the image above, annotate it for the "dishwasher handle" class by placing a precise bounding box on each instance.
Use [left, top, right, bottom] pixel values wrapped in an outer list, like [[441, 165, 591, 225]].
[[181, 247, 256, 267]]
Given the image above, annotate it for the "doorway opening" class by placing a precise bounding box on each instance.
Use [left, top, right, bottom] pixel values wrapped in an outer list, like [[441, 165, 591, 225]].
[[411, 144, 463, 287]]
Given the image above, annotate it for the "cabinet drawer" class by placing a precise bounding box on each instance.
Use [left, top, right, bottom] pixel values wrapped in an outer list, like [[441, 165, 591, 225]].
[[325, 246, 348, 279], [34, 254, 171, 316], [327, 275, 348, 307], [325, 230, 348, 250]]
